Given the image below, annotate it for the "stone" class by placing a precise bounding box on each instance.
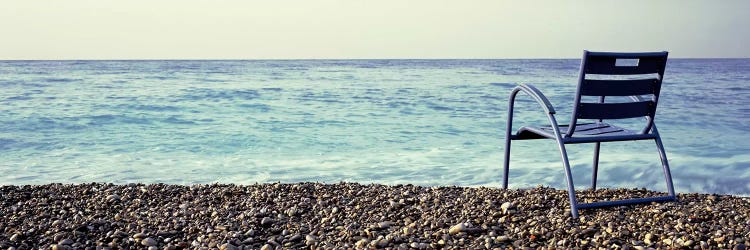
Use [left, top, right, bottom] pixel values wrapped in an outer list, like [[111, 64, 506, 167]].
[[106, 194, 121, 202], [683, 240, 694, 247], [500, 202, 514, 213], [305, 235, 317, 245], [260, 217, 274, 226], [219, 243, 238, 250], [355, 239, 369, 249], [496, 235, 510, 242], [663, 238, 673, 246], [289, 234, 302, 242], [449, 223, 466, 234], [53, 233, 65, 242], [376, 239, 389, 248], [142, 237, 158, 246], [378, 221, 395, 229], [644, 233, 653, 245]]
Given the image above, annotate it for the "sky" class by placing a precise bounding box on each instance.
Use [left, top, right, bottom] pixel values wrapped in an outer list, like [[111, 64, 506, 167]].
[[1, 0, 749, 59]]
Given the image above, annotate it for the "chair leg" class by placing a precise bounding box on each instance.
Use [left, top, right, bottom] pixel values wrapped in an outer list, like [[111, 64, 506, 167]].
[[554, 139, 580, 218], [502, 131, 512, 190], [503, 97, 516, 190], [654, 137, 676, 198], [592, 142, 601, 190]]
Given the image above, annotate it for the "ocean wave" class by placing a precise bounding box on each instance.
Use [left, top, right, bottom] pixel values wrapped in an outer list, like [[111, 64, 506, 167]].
[[86, 114, 154, 126], [114, 104, 182, 112], [44, 78, 81, 83], [238, 103, 271, 112], [179, 88, 260, 101]]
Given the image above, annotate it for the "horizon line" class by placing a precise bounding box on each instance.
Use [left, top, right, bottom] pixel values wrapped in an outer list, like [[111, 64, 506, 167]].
[[1, 57, 748, 61]]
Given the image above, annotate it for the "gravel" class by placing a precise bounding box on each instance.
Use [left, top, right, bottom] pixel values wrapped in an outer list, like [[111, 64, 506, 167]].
[[1, 182, 748, 249]]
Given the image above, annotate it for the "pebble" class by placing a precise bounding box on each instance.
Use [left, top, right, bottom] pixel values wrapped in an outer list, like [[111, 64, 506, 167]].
[[305, 235, 317, 245], [106, 194, 121, 202], [289, 234, 302, 242], [53, 233, 65, 242], [260, 217, 274, 226], [141, 237, 157, 246], [219, 243, 238, 250], [683, 240, 694, 247], [355, 239, 369, 249], [378, 221, 394, 229], [644, 233, 653, 245], [500, 202, 514, 213], [663, 238, 673, 246], [0, 183, 747, 249], [448, 223, 466, 234]]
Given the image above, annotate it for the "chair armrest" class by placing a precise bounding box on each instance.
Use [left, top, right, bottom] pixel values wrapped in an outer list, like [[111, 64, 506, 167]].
[[514, 84, 556, 114], [507, 83, 563, 139], [629, 95, 646, 102]]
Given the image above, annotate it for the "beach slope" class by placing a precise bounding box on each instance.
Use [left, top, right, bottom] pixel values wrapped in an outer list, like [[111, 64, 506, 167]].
[[1, 183, 748, 249]]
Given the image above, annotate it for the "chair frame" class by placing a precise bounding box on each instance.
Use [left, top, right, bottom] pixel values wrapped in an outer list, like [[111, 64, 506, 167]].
[[502, 51, 676, 218]]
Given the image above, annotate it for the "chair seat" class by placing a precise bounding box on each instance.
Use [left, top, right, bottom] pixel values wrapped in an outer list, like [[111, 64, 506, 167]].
[[515, 122, 640, 140]]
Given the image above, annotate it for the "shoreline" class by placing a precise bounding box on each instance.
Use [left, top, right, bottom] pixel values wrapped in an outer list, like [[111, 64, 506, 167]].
[[1, 182, 748, 249]]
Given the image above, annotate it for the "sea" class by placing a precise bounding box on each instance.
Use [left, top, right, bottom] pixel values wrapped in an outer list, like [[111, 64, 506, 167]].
[[1, 59, 748, 195]]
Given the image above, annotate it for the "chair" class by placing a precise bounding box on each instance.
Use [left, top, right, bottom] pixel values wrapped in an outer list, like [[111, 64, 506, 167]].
[[503, 51, 676, 218]]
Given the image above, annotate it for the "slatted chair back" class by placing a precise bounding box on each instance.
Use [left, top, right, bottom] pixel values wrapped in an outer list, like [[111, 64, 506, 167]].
[[567, 51, 669, 137]]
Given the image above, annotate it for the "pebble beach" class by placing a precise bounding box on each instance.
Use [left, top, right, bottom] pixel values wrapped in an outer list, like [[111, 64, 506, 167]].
[[1, 183, 748, 249]]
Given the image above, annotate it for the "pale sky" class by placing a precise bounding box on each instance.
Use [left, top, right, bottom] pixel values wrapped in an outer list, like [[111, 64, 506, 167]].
[[2, 0, 748, 59]]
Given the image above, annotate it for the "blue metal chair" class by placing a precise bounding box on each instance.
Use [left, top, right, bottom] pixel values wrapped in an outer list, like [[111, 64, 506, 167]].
[[503, 51, 676, 218]]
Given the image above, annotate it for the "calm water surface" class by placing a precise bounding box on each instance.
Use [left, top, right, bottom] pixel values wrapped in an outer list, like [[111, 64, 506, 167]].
[[1, 59, 748, 195]]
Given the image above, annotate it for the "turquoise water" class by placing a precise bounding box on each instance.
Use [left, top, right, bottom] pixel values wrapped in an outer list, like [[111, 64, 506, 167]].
[[1, 60, 748, 195]]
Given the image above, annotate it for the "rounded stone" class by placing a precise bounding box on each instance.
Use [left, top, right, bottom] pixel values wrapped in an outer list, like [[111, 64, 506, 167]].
[[449, 223, 466, 235], [141, 237, 158, 246], [106, 194, 121, 202], [260, 217, 274, 226], [305, 235, 318, 245]]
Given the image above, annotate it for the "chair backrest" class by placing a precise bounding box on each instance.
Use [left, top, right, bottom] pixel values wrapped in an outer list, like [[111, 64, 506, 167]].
[[567, 51, 668, 137]]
